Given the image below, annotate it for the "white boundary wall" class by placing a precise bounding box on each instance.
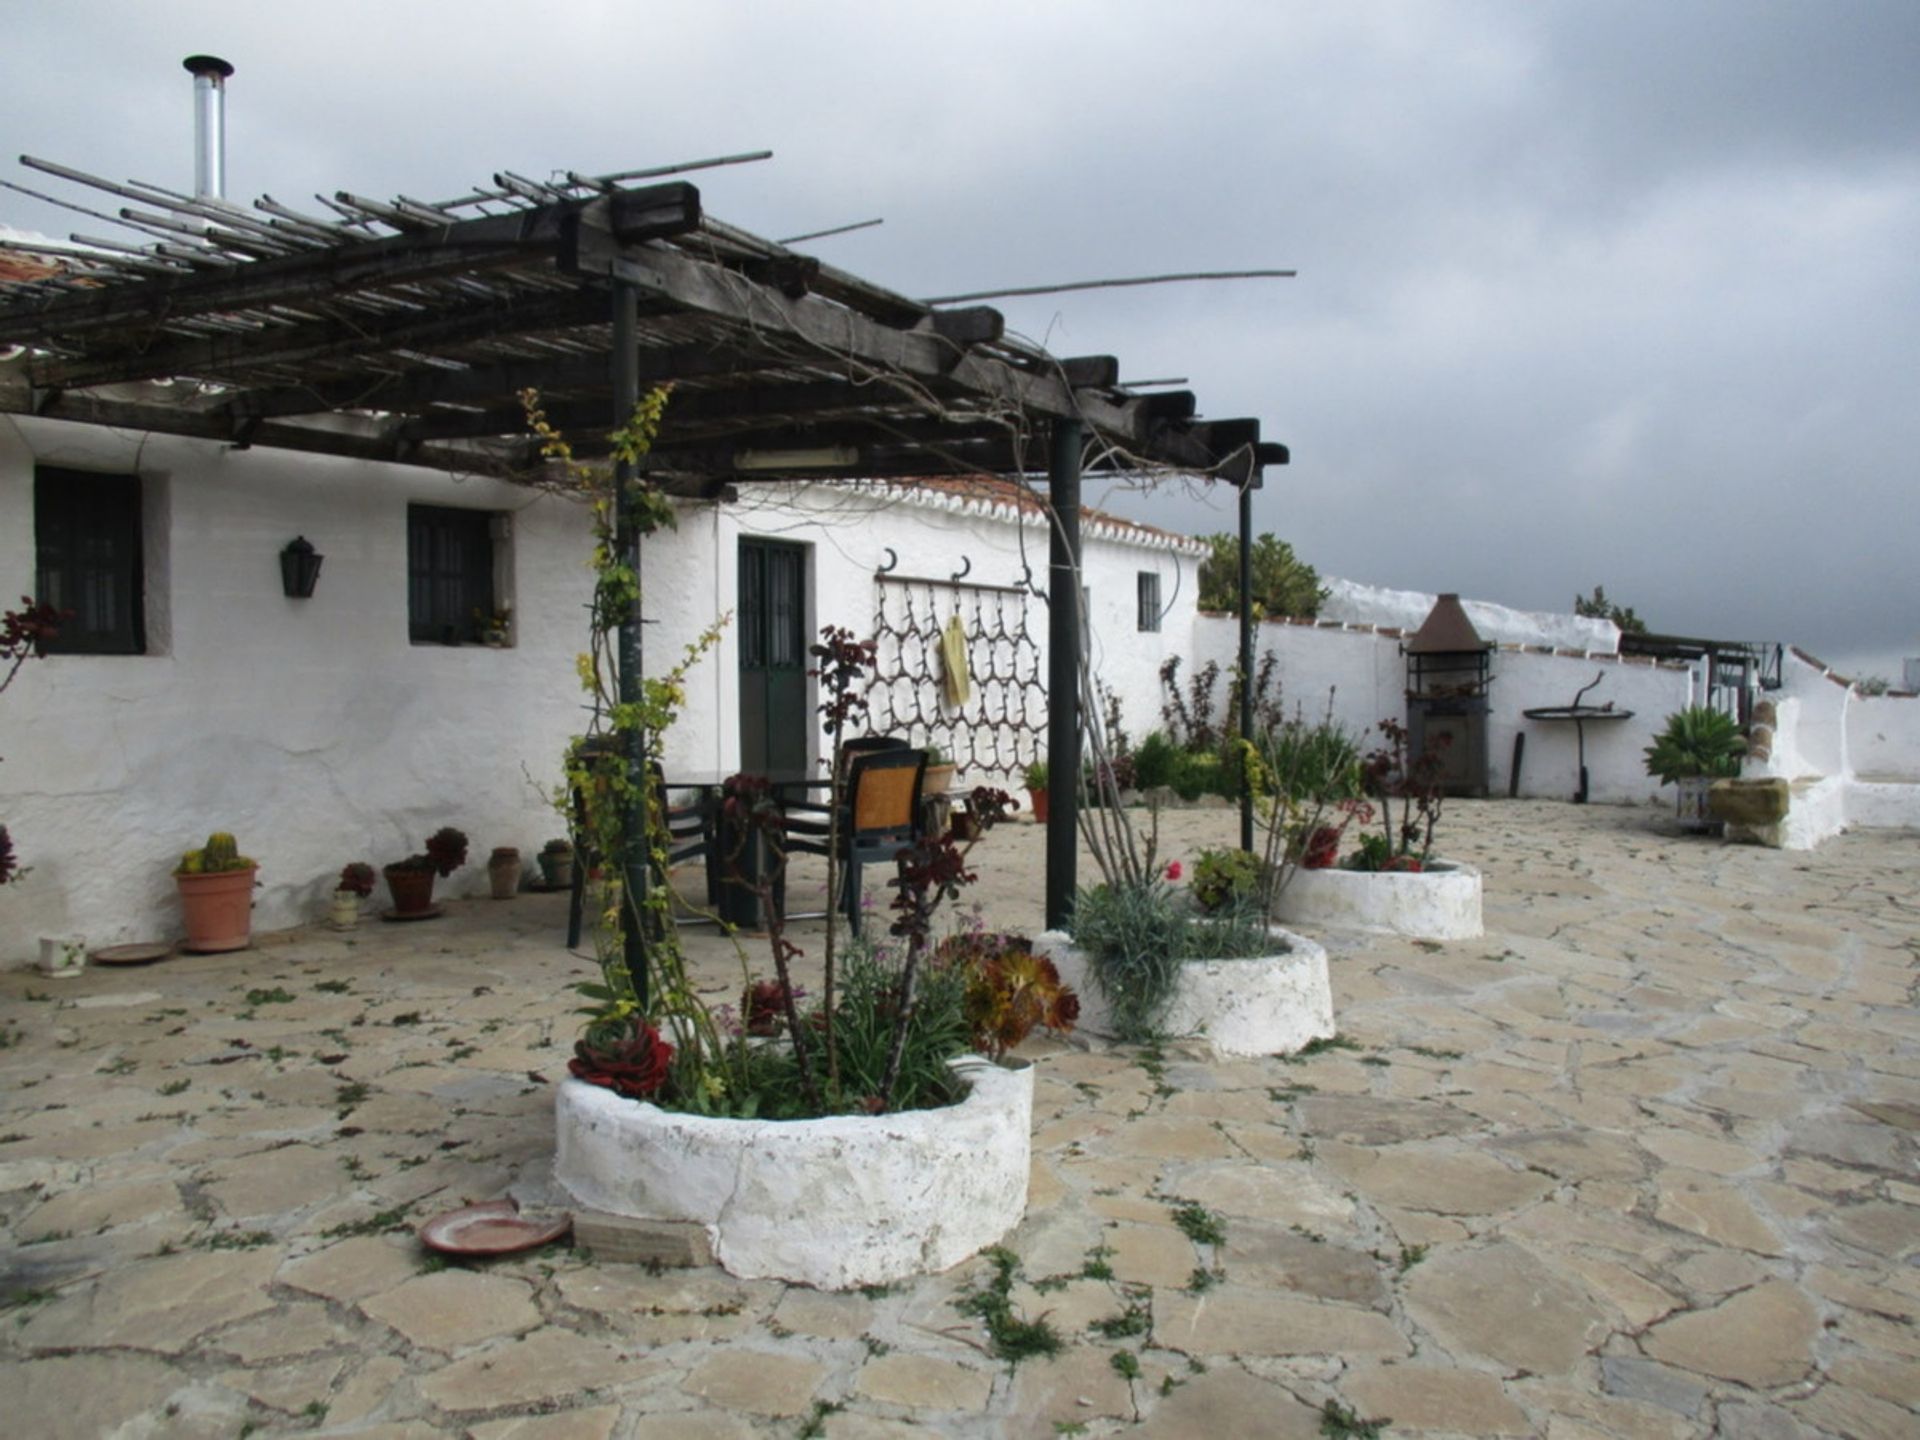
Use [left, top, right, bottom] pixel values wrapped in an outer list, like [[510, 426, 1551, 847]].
[[1742, 647, 1920, 842], [1190, 612, 1689, 804]]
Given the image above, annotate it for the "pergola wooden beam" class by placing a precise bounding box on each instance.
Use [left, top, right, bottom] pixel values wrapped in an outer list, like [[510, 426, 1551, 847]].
[[0, 181, 701, 343]]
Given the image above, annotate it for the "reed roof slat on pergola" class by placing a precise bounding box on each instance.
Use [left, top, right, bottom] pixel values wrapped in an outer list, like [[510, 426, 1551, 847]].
[[0, 158, 1287, 488]]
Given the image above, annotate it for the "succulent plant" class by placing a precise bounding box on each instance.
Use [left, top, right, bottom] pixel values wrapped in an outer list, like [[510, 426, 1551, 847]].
[[337, 862, 376, 897], [174, 831, 256, 876], [387, 826, 469, 876], [569, 1010, 675, 1099]]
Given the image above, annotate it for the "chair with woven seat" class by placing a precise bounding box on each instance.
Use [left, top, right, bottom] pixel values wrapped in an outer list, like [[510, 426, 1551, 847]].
[[783, 747, 926, 935]]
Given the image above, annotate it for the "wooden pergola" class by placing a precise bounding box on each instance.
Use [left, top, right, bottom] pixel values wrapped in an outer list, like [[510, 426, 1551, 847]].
[[0, 156, 1287, 968]]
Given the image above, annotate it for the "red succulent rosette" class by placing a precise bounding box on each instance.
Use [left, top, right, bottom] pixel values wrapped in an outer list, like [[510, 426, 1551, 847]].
[[569, 1014, 675, 1099]]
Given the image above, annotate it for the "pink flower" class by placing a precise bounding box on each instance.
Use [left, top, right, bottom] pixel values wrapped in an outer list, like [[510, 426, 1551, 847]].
[[1166, 861, 1183, 881]]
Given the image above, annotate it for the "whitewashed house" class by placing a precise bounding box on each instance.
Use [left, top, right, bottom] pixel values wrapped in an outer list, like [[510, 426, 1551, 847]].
[[0, 410, 1201, 958]]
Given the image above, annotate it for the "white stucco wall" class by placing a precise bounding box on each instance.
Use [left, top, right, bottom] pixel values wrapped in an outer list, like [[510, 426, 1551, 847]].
[[673, 482, 1201, 786], [1844, 690, 1920, 782], [1771, 649, 1851, 779], [1, 417, 598, 958], [1320, 577, 1620, 653], [1188, 614, 1688, 804]]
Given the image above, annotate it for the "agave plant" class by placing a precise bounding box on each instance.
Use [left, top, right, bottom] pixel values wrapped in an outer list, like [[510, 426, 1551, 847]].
[[1643, 707, 1744, 784]]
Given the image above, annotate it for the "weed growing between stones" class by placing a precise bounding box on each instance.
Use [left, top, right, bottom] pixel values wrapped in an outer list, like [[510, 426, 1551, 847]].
[[1169, 1201, 1227, 1247], [953, 1246, 1062, 1365], [1284, 1033, 1361, 1063], [1320, 1398, 1391, 1438]]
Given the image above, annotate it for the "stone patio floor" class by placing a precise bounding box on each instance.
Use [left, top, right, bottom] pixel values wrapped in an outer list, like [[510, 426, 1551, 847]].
[[1, 800, 1916, 1438]]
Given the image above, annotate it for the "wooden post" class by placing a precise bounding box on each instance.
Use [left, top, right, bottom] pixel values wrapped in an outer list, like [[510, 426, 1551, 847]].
[[1046, 418, 1082, 932], [611, 278, 648, 1006]]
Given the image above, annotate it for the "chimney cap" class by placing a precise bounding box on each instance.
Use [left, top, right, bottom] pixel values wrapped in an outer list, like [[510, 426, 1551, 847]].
[[182, 55, 234, 79]]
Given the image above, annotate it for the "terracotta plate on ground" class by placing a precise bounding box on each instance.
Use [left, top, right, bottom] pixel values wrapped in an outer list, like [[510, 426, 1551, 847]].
[[418, 1198, 572, 1256], [91, 942, 175, 965], [381, 904, 446, 922]]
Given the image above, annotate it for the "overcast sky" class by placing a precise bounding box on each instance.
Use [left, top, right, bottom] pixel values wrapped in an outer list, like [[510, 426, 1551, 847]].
[[6, 2, 1916, 676]]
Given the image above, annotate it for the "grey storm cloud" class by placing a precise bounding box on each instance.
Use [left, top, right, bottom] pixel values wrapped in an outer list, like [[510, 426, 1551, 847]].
[[4, 1, 1916, 673]]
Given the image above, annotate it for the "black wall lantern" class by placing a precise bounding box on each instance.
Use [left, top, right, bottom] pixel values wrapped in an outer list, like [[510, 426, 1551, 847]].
[[280, 536, 323, 599]]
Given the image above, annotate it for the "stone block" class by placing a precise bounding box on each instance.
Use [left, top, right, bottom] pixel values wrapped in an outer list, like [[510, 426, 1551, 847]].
[[1709, 777, 1789, 825], [572, 1211, 714, 1269]]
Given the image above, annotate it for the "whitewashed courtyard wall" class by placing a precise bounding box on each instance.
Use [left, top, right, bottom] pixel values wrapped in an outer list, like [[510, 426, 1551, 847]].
[[1189, 613, 1690, 804]]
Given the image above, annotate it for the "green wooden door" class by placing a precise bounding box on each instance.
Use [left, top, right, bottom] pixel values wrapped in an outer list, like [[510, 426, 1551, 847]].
[[738, 539, 809, 774]]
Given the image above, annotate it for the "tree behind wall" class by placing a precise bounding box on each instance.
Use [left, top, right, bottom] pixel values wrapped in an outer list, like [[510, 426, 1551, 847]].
[[1574, 585, 1648, 635], [1197, 533, 1326, 620]]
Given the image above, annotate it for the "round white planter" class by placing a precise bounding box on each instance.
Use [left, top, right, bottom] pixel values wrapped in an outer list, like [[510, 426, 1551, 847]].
[[553, 1055, 1033, 1291], [1274, 859, 1483, 941], [1036, 926, 1334, 1058]]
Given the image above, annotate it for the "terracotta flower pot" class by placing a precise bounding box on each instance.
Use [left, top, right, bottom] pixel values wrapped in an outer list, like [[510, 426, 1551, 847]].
[[177, 866, 258, 952], [539, 849, 575, 889], [383, 865, 437, 917], [1027, 787, 1050, 824]]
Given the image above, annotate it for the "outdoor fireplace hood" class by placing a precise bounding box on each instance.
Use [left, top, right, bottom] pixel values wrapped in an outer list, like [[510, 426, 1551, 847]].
[[1405, 593, 1490, 653]]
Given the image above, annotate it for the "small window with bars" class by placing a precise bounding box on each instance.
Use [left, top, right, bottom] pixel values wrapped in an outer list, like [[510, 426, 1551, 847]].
[[34, 466, 145, 655], [408, 504, 498, 644], [1136, 571, 1162, 633]]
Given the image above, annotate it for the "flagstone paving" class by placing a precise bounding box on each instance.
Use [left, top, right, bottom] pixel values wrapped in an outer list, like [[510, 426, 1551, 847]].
[[1, 800, 1915, 1437]]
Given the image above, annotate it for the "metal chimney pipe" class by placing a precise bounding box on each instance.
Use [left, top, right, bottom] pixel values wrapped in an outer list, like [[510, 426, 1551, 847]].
[[182, 55, 234, 200]]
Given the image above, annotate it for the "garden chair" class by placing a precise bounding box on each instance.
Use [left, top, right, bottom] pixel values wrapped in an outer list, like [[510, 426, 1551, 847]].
[[783, 747, 926, 935]]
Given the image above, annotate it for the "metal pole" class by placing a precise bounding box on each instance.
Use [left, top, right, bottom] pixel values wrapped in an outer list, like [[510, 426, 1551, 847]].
[[1045, 418, 1083, 931], [611, 279, 648, 1005], [1238, 478, 1254, 852]]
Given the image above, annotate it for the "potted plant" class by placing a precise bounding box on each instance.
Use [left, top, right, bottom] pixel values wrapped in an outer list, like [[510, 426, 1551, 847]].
[[1644, 706, 1744, 831], [488, 845, 522, 899], [383, 826, 468, 918], [174, 831, 259, 952], [1022, 758, 1049, 823], [921, 744, 956, 799], [1041, 857, 1333, 1057], [475, 603, 512, 647], [1272, 714, 1483, 940], [332, 861, 375, 928], [539, 837, 575, 889]]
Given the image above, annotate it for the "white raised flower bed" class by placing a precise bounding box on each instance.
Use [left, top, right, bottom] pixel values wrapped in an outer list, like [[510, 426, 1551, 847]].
[[1036, 926, 1334, 1057], [553, 1055, 1032, 1290], [1274, 859, 1483, 941]]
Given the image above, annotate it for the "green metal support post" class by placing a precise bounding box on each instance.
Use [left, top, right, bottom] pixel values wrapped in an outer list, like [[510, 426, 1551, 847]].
[[1045, 418, 1082, 932], [611, 278, 648, 1005], [1238, 475, 1255, 852]]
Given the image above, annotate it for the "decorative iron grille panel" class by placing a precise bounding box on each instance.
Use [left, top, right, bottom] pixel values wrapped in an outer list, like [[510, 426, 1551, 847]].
[[868, 574, 1046, 781]]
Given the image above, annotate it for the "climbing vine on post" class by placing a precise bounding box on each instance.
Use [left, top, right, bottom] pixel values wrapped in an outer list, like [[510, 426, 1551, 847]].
[[521, 387, 740, 1104]]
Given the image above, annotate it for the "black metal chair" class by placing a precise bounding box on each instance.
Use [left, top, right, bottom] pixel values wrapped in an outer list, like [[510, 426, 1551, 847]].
[[783, 747, 926, 935], [565, 750, 717, 948], [781, 735, 911, 842]]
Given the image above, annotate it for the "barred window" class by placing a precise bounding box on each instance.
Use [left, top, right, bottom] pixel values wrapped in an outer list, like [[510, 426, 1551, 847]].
[[1136, 571, 1161, 633], [34, 466, 145, 655]]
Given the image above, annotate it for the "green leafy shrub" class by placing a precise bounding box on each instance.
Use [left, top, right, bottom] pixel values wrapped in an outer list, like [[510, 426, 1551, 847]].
[[1643, 706, 1744, 784], [1189, 847, 1262, 912], [1132, 731, 1180, 791]]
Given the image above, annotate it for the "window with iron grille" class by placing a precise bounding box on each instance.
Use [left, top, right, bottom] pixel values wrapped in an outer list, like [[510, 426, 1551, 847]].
[[34, 466, 145, 655], [408, 504, 497, 644], [1136, 570, 1161, 633]]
